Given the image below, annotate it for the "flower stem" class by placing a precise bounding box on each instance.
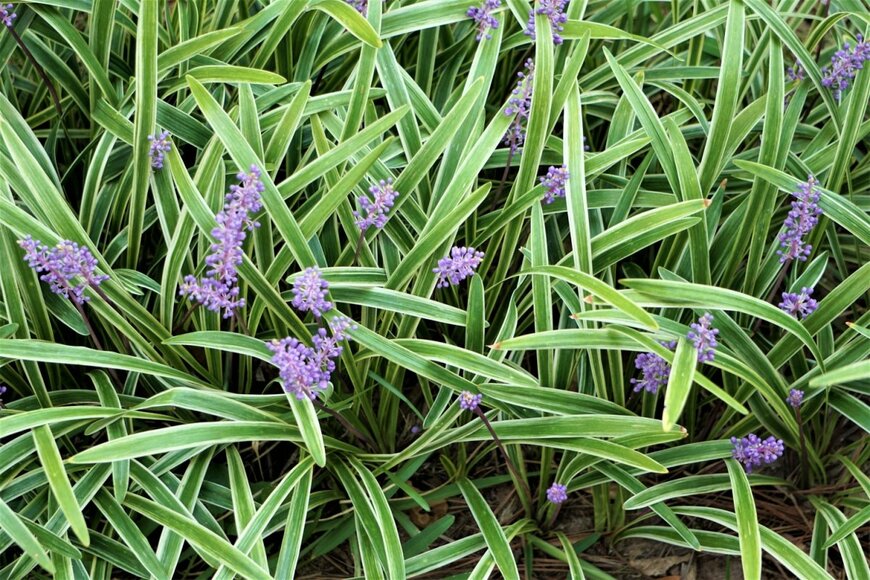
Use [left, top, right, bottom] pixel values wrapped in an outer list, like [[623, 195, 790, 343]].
[[796, 405, 809, 488], [473, 407, 533, 515]]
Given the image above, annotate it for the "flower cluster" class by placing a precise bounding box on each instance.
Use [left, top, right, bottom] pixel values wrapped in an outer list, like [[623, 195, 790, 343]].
[[541, 165, 569, 204], [778, 287, 818, 320], [546, 482, 568, 504], [777, 176, 822, 263], [503, 59, 535, 154], [821, 35, 870, 101], [787, 389, 804, 409], [19, 237, 109, 304], [1, 3, 14, 27], [291, 267, 332, 318], [434, 246, 484, 288], [355, 178, 399, 232], [148, 131, 172, 170], [786, 61, 805, 82], [179, 166, 264, 318], [458, 391, 483, 411], [731, 434, 784, 473], [688, 313, 719, 363], [467, 0, 500, 41], [631, 341, 676, 394], [525, 0, 569, 45], [346, 0, 367, 15]]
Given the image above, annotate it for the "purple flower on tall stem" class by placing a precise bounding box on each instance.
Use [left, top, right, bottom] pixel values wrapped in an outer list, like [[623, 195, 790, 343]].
[[778, 287, 818, 320], [179, 166, 264, 318], [787, 389, 804, 409], [1, 3, 15, 27], [503, 59, 535, 155], [18, 237, 109, 304], [731, 434, 784, 473], [777, 176, 822, 263], [821, 35, 870, 101], [524, 0, 569, 45], [540, 165, 569, 204], [467, 0, 500, 41], [630, 341, 676, 394], [148, 131, 171, 169], [546, 482, 568, 504], [434, 246, 484, 288], [291, 267, 332, 318], [458, 391, 483, 411], [355, 179, 398, 231], [687, 313, 719, 363]]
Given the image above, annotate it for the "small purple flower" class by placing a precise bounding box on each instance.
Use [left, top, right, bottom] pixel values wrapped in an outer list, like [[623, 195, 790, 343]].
[[541, 165, 569, 204], [731, 434, 784, 473], [778, 287, 818, 320], [777, 176, 822, 263], [467, 0, 500, 41], [291, 267, 332, 318], [328, 315, 356, 341], [524, 0, 569, 45], [346, 0, 367, 15], [179, 166, 263, 318], [630, 341, 676, 394], [410, 425, 421, 434], [147, 131, 172, 170], [786, 389, 804, 409], [1, 4, 15, 28], [268, 320, 354, 401], [19, 237, 109, 304], [546, 483, 568, 504], [458, 391, 483, 411], [354, 179, 398, 232], [688, 313, 719, 363], [0, 384, 7, 407], [821, 35, 870, 101], [434, 246, 484, 288], [503, 59, 535, 155], [786, 61, 805, 82]]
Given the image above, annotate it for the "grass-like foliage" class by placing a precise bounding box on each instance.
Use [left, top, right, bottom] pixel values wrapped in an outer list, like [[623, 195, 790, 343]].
[[1, 0, 869, 578]]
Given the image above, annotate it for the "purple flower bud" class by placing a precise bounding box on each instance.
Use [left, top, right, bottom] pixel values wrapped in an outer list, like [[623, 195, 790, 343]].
[[778, 287, 818, 320], [777, 176, 822, 263], [786, 61, 805, 81], [546, 482, 568, 504], [540, 165, 569, 204], [786, 389, 804, 409], [354, 178, 398, 232], [687, 313, 719, 363], [268, 320, 354, 401], [1, 3, 15, 27], [458, 391, 483, 411], [821, 35, 870, 101], [291, 267, 332, 318], [731, 434, 784, 473], [434, 246, 484, 288], [503, 59, 535, 155], [18, 237, 109, 304], [0, 384, 7, 407], [630, 341, 676, 394], [410, 425, 421, 434], [147, 131, 172, 170], [346, 0, 367, 15], [524, 0, 569, 45], [467, 0, 501, 41]]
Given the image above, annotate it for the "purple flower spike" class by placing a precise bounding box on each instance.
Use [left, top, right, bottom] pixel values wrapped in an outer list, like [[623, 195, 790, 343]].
[[458, 391, 483, 411], [821, 35, 870, 101], [777, 176, 822, 263], [291, 267, 332, 318], [355, 178, 398, 231], [787, 61, 805, 81], [541, 165, 569, 204], [179, 166, 263, 318], [19, 237, 109, 304], [546, 483, 568, 504], [731, 434, 784, 473], [503, 59, 535, 155], [630, 341, 676, 394], [786, 389, 804, 409], [524, 0, 569, 45], [268, 319, 353, 401], [778, 287, 818, 320], [147, 131, 172, 169], [688, 313, 719, 363], [1, 4, 15, 27], [467, 0, 500, 41], [434, 246, 484, 288]]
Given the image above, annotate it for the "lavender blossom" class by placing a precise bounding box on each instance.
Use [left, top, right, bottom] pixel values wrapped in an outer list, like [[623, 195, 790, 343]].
[[346, 0, 367, 15], [786, 61, 805, 81], [731, 434, 784, 473], [541, 165, 569, 204], [19, 237, 109, 304], [148, 131, 172, 169], [355, 178, 398, 231], [434, 246, 484, 288], [467, 0, 500, 41], [821, 35, 870, 101], [0, 384, 7, 407], [503, 59, 534, 155], [630, 341, 676, 394], [546, 483, 568, 504], [291, 267, 332, 318], [787, 389, 804, 409], [1, 3, 14, 27], [525, 0, 569, 45], [687, 313, 719, 363], [179, 166, 264, 318], [458, 391, 483, 411], [777, 176, 822, 263], [778, 287, 818, 320]]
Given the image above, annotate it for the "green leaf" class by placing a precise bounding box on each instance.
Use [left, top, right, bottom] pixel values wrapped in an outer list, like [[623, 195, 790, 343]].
[[662, 338, 696, 431], [33, 426, 90, 547], [457, 478, 520, 580], [0, 497, 55, 574], [726, 459, 762, 580]]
